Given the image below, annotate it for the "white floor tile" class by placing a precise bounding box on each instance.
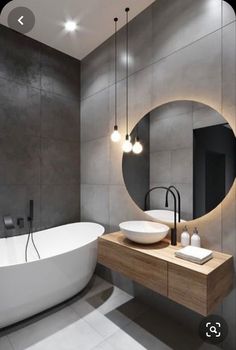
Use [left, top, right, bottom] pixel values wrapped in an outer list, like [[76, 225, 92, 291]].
[[8, 307, 80, 350], [0, 336, 14, 350], [27, 318, 103, 350], [92, 340, 114, 350], [84, 310, 119, 338], [106, 329, 146, 350]]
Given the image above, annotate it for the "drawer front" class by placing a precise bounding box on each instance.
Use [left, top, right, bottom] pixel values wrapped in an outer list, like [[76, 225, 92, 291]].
[[168, 263, 207, 315], [98, 239, 168, 296]]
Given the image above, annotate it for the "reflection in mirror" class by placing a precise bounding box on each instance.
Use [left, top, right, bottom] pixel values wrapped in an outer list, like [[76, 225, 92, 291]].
[[122, 101, 236, 223]]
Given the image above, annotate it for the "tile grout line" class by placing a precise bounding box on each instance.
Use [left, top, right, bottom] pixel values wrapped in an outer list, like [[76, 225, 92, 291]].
[[81, 19, 236, 102]]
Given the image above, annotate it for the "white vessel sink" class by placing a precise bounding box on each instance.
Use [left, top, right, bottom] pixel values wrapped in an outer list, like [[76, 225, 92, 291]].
[[145, 210, 186, 224], [119, 221, 169, 244]]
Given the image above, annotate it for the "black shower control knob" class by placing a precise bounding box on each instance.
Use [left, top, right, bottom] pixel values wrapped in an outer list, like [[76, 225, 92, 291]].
[[17, 218, 24, 229]]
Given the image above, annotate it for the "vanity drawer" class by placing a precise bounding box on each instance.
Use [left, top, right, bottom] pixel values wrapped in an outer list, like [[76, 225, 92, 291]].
[[168, 257, 234, 316], [98, 238, 168, 296], [168, 263, 208, 315]]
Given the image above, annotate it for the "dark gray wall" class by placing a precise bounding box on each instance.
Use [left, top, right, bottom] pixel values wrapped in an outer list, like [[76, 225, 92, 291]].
[[0, 25, 80, 237]]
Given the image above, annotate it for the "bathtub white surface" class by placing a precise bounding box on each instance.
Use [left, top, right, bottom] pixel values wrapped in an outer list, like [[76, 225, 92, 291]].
[[0, 222, 104, 267], [0, 222, 104, 328]]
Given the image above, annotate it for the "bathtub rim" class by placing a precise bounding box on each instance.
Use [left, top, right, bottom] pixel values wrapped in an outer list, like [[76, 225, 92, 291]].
[[0, 222, 105, 268]]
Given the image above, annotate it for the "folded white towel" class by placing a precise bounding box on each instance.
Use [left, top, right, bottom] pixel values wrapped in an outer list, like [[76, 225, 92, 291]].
[[175, 246, 213, 265]]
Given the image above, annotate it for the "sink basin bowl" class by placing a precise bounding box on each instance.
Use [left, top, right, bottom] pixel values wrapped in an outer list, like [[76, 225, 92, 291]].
[[145, 210, 186, 224], [119, 221, 169, 244]]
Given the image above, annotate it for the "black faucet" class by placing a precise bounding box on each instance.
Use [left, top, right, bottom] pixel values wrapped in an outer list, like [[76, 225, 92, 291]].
[[165, 185, 181, 223], [144, 186, 177, 246]]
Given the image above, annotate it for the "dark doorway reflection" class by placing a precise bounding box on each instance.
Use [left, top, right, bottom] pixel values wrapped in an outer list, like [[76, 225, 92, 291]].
[[193, 124, 236, 218]]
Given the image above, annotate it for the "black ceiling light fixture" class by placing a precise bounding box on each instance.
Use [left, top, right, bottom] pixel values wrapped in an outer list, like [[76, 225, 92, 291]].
[[111, 17, 121, 143], [122, 7, 133, 153]]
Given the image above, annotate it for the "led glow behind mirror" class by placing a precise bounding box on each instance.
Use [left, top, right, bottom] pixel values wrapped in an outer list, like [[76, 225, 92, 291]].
[[122, 100, 236, 224]]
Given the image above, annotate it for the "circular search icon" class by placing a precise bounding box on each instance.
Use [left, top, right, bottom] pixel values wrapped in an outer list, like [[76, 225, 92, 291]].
[[199, 315, 228, 344]]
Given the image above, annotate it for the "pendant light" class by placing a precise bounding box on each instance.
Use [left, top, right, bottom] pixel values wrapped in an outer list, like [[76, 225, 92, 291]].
[[111, 17, 121, 143], [122, 8, 133, 153], [133, 125, 143, 154]]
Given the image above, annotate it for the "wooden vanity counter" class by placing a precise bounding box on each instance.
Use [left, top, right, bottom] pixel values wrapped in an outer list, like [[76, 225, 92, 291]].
[[98, 232, 234, 316]]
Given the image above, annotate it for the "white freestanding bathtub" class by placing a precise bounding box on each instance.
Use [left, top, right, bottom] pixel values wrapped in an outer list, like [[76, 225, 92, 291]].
[[0, 222, 104, 328]]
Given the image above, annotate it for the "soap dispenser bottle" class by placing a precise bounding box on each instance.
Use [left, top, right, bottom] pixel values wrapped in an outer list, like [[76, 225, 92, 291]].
[[181, 226, 190, 247], [191, 227, 201, 247]]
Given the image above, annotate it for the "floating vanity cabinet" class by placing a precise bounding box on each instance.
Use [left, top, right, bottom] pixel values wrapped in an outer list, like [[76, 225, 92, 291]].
[[98, 232, 234, 316]]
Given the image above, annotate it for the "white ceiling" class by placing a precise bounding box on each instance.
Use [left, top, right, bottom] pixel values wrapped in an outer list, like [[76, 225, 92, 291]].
[[0, 0, 155, 60]]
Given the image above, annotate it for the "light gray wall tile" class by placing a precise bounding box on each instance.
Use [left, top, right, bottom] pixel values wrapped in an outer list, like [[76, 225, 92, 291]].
[[152, 0, 223, 63], [223, 1, 236, 25], [81, 88, 110, 142], [128, 6, 153, 74], [193, 105, 226, 129], [171, 148, 193, 184], [222, 184, 236, 264], [150, 151, 171, 183], [222, 22, 236, 128], [109, 185, 144, 232], [128, 66, 153, 130], [81, 184, 109, 231], [169, 113, 193, 149], [150, 100, 193, 121], [81, 39, 112, 100], [109, 141, 125, 185], [84, 137, 109, 185], [150, 117, 172, 152], [152, 30, 221, 110]]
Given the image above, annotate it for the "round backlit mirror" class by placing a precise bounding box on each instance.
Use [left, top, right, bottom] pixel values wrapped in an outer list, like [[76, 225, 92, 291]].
[[122, 101, 236, 224]]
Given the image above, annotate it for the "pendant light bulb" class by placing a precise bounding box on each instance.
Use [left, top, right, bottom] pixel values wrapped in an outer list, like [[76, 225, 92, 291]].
[[123, 134, 132, 153], [111, 125, 121, 143], [132, 137, 143, 154]]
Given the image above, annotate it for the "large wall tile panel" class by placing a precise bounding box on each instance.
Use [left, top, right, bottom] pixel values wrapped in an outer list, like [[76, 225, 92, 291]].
[[0, 79, 41, 137], [41, 45, 80, 100], [0, 25, 40, 88], [0, 24, 80, 237]]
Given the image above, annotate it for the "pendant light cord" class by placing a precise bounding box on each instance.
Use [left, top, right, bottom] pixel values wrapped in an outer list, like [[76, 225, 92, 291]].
[[125, 8, 130, 136], [114, 18, 118, 126]]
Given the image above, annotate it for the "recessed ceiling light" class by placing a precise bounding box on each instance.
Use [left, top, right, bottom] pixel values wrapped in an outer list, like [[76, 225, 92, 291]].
[[64, 20, 78, 32]]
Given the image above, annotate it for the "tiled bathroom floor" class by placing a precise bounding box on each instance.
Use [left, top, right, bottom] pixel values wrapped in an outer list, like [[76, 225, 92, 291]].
[[0, 276, 220, 350]]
